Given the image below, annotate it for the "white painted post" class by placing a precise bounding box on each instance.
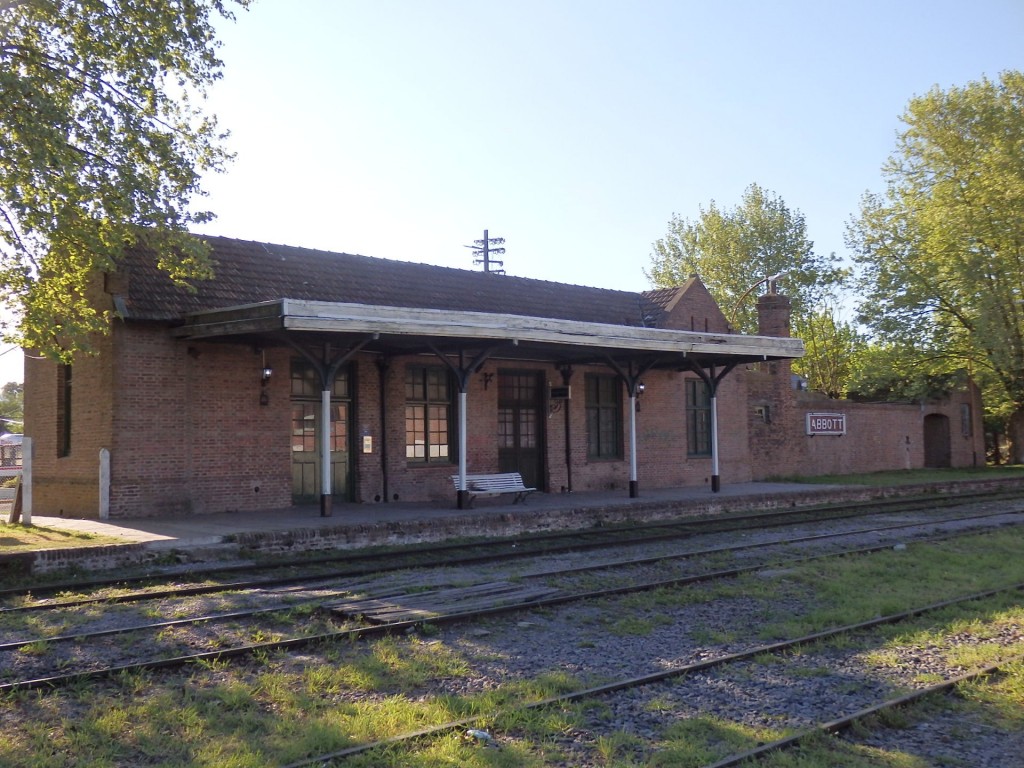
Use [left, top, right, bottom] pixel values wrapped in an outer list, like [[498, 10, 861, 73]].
[[457, 389, 468, 507], [21, 436, 31, 525], [98, 448, 110, 520], [320, 388, 332, 516], [710, 393, 721, 492]]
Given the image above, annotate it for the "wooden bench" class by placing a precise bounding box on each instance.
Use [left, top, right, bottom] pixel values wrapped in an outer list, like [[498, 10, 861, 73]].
[[452, 472, 536, 506]]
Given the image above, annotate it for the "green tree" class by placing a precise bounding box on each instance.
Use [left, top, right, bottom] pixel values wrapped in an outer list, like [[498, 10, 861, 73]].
[[847, 71, 1024, 460], [790, 307, 865, 398], [0, 381, 22, 432], [844, 342, 964, 403], [0, 0, 250, 360], [647, 183, 849, 392]]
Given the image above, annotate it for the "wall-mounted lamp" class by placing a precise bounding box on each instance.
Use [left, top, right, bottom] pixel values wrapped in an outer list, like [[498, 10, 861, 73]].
[[635, 381, 645, 412], [262, 366, 273, 383]]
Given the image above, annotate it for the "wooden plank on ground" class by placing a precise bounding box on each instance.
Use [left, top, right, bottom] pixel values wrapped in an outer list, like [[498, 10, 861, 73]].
[[323, 581, 561, 624]]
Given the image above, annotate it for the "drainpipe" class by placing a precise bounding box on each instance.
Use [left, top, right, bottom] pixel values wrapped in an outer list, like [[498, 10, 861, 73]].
[[21, 436, 32, 525], [628, 388, 639, 498]]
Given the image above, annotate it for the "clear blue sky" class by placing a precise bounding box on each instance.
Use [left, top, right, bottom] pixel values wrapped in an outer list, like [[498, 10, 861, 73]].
[[193, 0, 1024, 290], [7, 0, 1024, 383]]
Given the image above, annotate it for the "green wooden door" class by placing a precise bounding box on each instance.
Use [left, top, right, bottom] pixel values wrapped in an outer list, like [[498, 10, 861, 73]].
[[497, 370, 544, 490], [290, 361, 351, 503]]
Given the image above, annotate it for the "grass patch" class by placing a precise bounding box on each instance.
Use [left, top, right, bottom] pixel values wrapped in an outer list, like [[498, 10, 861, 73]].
[[3, 517, 1023, 766], [603, 614, 673, 636], [0, 522, 122, 553], [958, 659, 1024, 729], [651, 715, 791, 766], [750, 528, 1024, 640]]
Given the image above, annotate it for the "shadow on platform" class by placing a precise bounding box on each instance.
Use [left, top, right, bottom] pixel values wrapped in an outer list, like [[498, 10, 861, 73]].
[[24, 481, 842, 552]]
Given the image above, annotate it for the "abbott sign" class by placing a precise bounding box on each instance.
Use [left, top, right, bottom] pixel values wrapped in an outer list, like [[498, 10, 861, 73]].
[[806, 412, 846, 436]]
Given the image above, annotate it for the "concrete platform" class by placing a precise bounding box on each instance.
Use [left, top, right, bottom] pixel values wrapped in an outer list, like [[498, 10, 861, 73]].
[[8, 476, 1019, 575], [28, 482, 829, 546]]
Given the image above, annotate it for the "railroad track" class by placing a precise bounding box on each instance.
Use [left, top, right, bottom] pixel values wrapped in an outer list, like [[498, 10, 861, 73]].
[[278, 583, 1024, 766], [701, 658, 1023, 767], [4, 485, 1022, 605], [2, 494, 1022, 766], [2, 501, 1019, 628], [1, 504, 1021, 691]]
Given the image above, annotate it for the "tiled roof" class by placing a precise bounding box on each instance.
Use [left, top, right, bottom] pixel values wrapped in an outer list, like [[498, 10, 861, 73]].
[[117, 235, 676, 328]]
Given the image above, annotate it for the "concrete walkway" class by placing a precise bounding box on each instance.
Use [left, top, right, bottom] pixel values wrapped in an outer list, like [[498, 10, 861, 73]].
[[23, 481, 835, 551]]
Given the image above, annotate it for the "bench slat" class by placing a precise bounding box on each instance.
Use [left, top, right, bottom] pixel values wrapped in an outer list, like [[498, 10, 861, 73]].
[[451, 472, 536, 506]]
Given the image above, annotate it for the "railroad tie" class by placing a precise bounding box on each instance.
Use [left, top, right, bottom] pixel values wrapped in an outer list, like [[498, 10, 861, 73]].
[[322, 581, 561, 624]]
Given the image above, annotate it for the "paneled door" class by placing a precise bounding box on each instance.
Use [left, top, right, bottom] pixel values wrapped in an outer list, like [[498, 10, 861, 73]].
[[290, 361, 351, 503], [497, 370, 544, 490]]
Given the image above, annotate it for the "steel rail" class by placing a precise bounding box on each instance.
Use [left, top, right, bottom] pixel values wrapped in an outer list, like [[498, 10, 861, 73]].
[[1, 524, 1020, 694], [702, 657, 1023, 767], [6, 495, 1021, 616], [279, 586, 1024, 766], [3, 511, 1019, 657], [520, 508, 1024, 578], [4, 485, 1020, 603], [0, 598, 327, 652]]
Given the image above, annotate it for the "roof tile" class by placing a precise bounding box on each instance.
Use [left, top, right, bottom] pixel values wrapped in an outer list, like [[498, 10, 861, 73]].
[[119, 235, 676, 328]]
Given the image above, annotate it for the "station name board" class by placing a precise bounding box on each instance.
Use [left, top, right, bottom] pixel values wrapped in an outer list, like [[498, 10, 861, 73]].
[[806, 412, 846, 436]]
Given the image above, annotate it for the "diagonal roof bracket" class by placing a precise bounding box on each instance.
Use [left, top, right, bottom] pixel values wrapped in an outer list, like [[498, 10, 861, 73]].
[[284, 334, 377, 390], [681, 358, 737, 396], [428, 342, 503, 392], [604, 355, 661, 396]]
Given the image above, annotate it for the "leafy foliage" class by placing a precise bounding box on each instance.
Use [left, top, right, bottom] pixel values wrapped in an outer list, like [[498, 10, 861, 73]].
[[0, 0, 250, 359], [647, 183, 850, 393], [0, 380, 22, 431], [790, 308, 865, 398], [844, 343, 966, 403], [848, 71, 1024, 454], [648, 184, 846, 332]]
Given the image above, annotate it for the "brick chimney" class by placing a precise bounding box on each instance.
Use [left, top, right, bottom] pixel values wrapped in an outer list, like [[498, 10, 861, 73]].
[[756, 291, 794, 385], [757, 292, 791, 338]]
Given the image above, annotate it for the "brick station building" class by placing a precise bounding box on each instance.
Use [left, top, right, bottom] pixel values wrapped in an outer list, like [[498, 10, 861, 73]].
[[23, 236, 984, 519]]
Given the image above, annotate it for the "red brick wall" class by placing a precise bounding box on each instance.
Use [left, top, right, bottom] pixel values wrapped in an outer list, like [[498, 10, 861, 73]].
[[24, 329, 115, 516], [745, 371, 985, 478], [24, 315, 987, 519], [348, 357, 748, 502], [105, 328, 292, 516], [660, 279, 732, 333]]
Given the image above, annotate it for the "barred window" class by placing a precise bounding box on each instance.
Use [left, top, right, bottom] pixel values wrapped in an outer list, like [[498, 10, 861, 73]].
[[290, 361, 349, 398]]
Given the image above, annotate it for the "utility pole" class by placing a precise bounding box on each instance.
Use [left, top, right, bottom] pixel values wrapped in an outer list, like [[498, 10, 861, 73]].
[[465, 229, 505, 274]]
